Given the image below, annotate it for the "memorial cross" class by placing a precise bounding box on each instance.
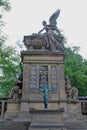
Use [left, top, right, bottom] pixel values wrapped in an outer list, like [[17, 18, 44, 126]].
[[38, 81, 55, 109]]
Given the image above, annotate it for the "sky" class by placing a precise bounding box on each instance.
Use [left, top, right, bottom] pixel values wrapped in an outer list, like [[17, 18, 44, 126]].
[[3, 0, 87, 59]]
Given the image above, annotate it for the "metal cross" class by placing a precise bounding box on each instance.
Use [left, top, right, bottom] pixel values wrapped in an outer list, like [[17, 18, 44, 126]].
[[38, 81, 55, 109]]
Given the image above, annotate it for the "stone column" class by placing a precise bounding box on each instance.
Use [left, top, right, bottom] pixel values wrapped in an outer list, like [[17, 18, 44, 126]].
[[22, 63, 30, 99], [59, 63, 66, 100], [58, 63, 68, 116], [19, 63, 30, 118]]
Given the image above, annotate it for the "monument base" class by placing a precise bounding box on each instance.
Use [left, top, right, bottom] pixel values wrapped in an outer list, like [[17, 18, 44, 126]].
[[28, 108, 65, 130], [4, 101, 20, 119]]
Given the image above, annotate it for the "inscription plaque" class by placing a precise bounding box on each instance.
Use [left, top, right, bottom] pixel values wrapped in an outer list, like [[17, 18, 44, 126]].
[[51, 65, 57, 88], [30, 65, 37, 88], [39, 65, 48, 88], [29, 64, 58, 89]]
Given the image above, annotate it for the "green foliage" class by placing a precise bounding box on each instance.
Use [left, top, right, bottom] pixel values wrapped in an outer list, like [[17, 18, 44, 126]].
[[0, 0, 11, 11], [0, 1, 87, 97], [0, 0, 11, 32], [64, 46, 87, 96], [0, 44, 21, 97], [0, 0, 21, 97]]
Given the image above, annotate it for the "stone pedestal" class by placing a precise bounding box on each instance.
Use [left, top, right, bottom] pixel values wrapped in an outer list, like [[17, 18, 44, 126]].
[[5, 100, 20, 119], [28, 108, 66, 130], [20, 51, 66, 113]]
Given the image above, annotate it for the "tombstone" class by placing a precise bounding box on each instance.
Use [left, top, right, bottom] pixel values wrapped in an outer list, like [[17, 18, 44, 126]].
[[17, 9, 67, 130], [3, 9, 85, 130]]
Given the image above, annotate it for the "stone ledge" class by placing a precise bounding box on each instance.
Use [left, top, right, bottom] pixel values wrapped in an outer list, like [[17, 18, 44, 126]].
[[19, 99, 79, 103], [21, 50, 66, 56], [29, 107, 64, 113]]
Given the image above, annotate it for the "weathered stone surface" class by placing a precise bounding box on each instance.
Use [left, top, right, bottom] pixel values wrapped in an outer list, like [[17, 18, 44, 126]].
[[0, 120, 29, 130], [0, 9, 87, 130], [5, 101, 20, 119]]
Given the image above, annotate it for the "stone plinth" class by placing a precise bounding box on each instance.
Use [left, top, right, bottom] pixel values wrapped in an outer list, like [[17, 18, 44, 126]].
[[28, 108, 66, 130], [4, 100, 20, 119], [20, 51, 66, 112]]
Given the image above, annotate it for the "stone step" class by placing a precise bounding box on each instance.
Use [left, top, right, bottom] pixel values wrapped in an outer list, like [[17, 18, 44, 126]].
[[67, 129, 87, 130], [65, 121, 87, 130], [0, 120, 29, 130], [0, 119, 87, 130]]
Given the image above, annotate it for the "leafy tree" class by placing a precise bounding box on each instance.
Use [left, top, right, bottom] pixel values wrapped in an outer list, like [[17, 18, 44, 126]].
[[0, 0, 11, 48], [0, 2, 87, 97], [0, 0, 11, 12], [0, 0, 21, 97], [64, 46, 87, 96], [0, 44, 21, 97], [0, 0, 11, 33]]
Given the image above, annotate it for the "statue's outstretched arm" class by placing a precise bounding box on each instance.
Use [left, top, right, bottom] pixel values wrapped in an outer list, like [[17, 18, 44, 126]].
[[38, 87, 43, 91], [38, 28, 44, 35]]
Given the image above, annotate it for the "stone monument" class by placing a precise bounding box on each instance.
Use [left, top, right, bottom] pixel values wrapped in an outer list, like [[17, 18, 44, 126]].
[[18, 9, 67, 130], [0, 9, 87, 130]]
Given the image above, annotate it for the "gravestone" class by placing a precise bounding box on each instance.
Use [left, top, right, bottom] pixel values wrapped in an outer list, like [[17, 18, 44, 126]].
[[18, 9, 67, 130], [1, 9, 87, 130]]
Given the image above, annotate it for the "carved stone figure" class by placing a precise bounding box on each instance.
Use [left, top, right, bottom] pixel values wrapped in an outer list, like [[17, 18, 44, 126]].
[[23, 9, 65, 52], [46, 27, 65, 51], [37, 9, 65, 52], [65, 76, 78, 101], [38, 25, 64, 51], [8, 74, 23, 100], [8, 84, 20, 100], [38, 9, 60, 34]]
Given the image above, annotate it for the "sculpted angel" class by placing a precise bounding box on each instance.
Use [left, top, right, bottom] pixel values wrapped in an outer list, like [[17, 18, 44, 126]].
[[37, 9, 65, 52], [49, 9, 60, 26], [38, 9, 60, 34]]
